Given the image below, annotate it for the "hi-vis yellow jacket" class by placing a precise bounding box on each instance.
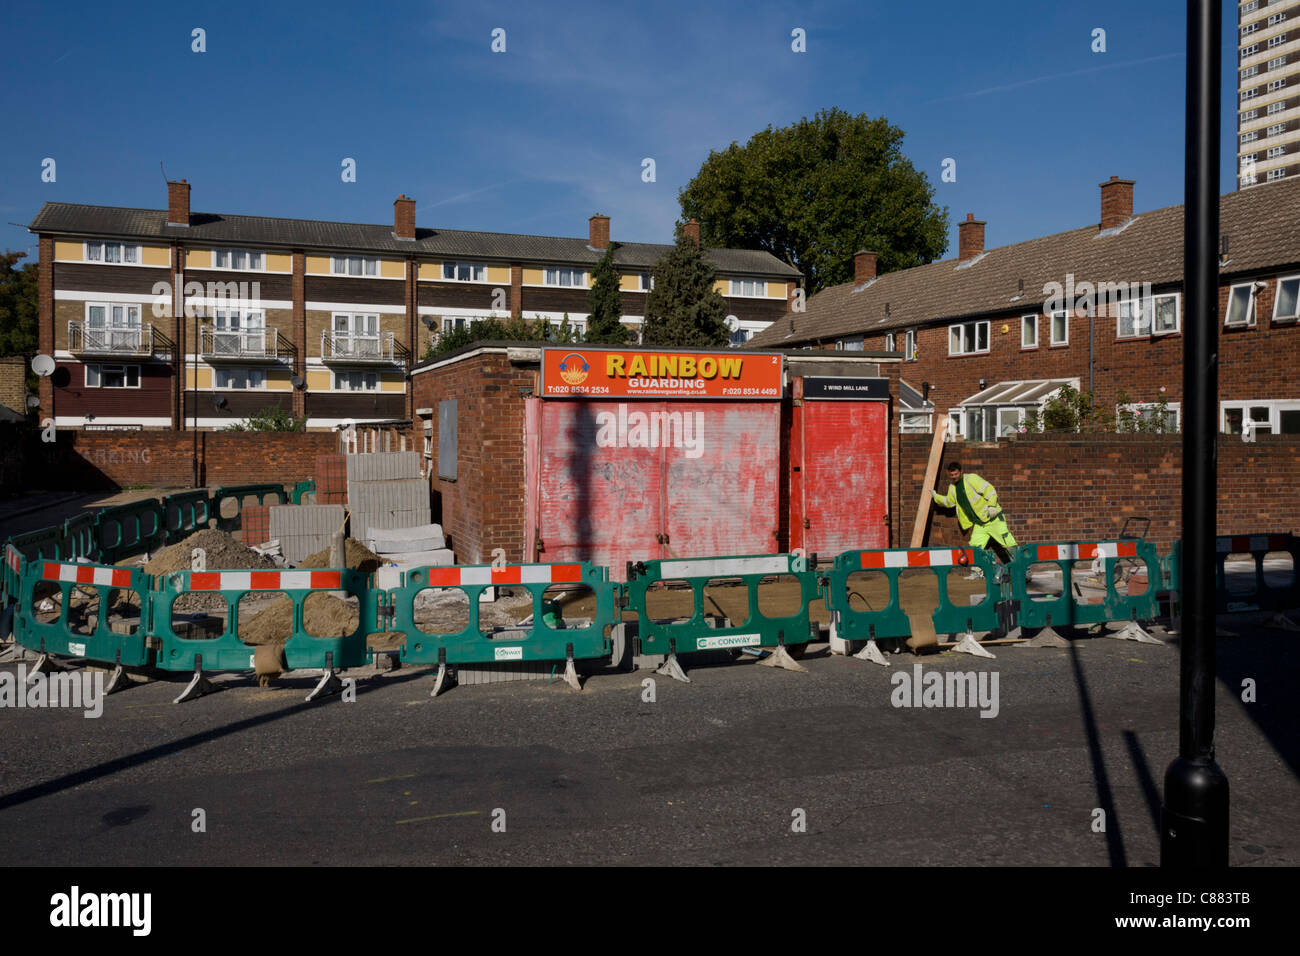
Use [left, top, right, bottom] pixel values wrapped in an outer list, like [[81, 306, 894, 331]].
[[932, 474, 1002, 530]]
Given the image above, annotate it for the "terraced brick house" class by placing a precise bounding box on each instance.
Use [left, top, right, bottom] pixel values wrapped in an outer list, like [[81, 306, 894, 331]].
[[749, 175, 1300, 440], [30, 182, 801, 431]]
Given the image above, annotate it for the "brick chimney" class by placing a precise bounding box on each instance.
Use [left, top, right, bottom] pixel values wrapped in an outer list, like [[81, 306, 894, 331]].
[[854, 250, 878, 285], [589, 214, 610, 250], [394, 194, 416, 240], [167, 180, 191, 227], [681, 218, 700, 246], [958, 213, 985, 261], [1099, 175, 1135, 230]]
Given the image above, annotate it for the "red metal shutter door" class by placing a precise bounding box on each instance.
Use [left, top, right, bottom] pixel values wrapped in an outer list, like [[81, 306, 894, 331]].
[[799, 400, 888, 554], [536, 400, 662, 571], [661, 401, 781, 558]]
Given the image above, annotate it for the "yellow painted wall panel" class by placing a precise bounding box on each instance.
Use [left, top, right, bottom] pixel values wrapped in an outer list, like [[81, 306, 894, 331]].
[[713, 279, 730, 295], [187, 249, 212, 269], [306, 369, 333, 390], [264, 253, 291, 273], [54, 241, 84, 261], [619, 274, 639, 291], [380, 259, 404, 279], [305, 256, 332, 274], [265, 369, 292, 391], [418, 262, 441, 281], [141, 246, 170, 267], [522, 268, 545, 285], [379, 374, 405, 393], [185, 367, 215, 389], [486, 265, 510, 283], [766, 281, 786, 299]]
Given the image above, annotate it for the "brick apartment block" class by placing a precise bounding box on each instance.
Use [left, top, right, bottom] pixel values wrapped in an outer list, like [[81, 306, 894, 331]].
[[751, 175, 1300, 439], [30, 182, 801, 432]]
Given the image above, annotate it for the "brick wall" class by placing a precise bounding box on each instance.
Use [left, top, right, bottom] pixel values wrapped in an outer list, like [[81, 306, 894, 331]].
[[36, 430, 338, 490], [411, 350, 535, 563], [900, 433, 1300, 551], [0, 356, 28, 414]]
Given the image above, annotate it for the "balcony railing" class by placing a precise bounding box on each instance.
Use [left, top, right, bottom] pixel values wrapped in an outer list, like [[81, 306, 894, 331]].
[[200, 325, 280, 361], [321, 330, 397, 363], [68, 320, 154, 356]]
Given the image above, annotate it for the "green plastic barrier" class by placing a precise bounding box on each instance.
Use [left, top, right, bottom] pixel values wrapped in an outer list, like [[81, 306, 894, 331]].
[[823, 546, 1002, 646], [8, 525, 65, 563], [625, 553, 819, 655], [290, 479, 316, 505], [162, 489, 213, 544], [96, 499, 166, 565], [14, 557, 150, 667], [1008, 539, 1160, 629], [393, 562, 615, 666], [1214, 533, 1300, 612], [62, 512, 101, 563], [211, 484, 290, 531], [3, 544, 23, 607], [152, 566, 373, 673]]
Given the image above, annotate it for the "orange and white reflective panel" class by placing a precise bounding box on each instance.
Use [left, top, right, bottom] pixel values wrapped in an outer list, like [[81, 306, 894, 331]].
[[1033, 542, 1139, 562], [188, 570, 342, 591], [41, 562, 132, 588], [859, 548, 975, 569], [424, 564, 583, 587]]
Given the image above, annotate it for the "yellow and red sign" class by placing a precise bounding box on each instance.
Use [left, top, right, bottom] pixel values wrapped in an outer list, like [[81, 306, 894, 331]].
[[541, 348, 784, 400]]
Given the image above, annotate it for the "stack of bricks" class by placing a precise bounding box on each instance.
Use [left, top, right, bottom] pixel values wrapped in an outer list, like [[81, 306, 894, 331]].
[[314, 454, 347, 505], [239, 503, 272, 547]]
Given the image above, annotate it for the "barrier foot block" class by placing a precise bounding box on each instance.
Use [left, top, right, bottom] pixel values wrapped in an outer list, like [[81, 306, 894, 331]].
[[656, 652, 691, 684], [1266, 613, 1300, 632], [0, 642, 31, 664], [1013, 626, 1070, 649], [305, 668, 344, 702], [103, 665, 131, 695], [852, 639, 890, 667], [951, 631, 996, 659], [173, 669, 218, 704], [561, 653, 583, 692], [1110, 621, 1164, 645], [430, 661, 455, 697], [27, 653, 75, 682], [759, 644, 809, 673]]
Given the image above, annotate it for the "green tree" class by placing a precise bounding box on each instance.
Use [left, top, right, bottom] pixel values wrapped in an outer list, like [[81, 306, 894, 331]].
[[0, 251, 39, 356], [585, 244, 627, 344], [225, 405, 307, 432], [641, 226, 730, 348], [678, 107, 948, 294]]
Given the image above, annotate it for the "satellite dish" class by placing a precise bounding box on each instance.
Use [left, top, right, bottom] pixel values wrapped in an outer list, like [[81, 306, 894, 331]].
[[209, 394, 228, 410], [31, 354, 55, 377], [290, 374, 305, 389], [26, 395, 40, 408], [725, 315, 739, 330], [420, 316, 436, 329]]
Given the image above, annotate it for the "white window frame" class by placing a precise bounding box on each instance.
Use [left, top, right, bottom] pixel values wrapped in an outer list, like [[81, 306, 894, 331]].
[[947, 320, 990, 356], [1267, 100, 1287, 114], [84, 241, 141, 265], [1021, 314, 1038, 348], [1242, 87, 1259, 101], [637, 272, 654, 291], [1221, 399, 1300, 435], [899, 411, 933, 434], [85, 363, 141, 389], [441, 262, 487, 282], [334, 370, 379, 392], [1268, 77, 1287, 92], [441, 316, 467, 333], [728, 278, 768, 297], [1242, 65, 1259, 79], [1273, 274, 1300, 321], [1267, 122, 1287, 136], [904, 329, 917, 361], [1243, 22, 1260, 37], [1242, 130, 1259, 143], [1050, 309, 1069, 346], [1117, 401, 1181, 432], [1225, 283, 1257, 326], [1267, 144, 1287, 158], [1267, 168, 1287, 181], [543, 267, 586, 287], [1117, 293, 1179, 338], [1268, 11, 1287, 27], [215, 367, 265, 390], [1268, 32, 1288, 49], [1268, 55, 1287, 71], [330, 255, 380, 277], [1241, 108, 1259, 122], [213, 248, 265, 271], [884, 332, 896, 352]]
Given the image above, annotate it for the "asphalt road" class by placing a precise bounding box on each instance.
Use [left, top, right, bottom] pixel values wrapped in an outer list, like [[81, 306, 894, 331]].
[[0, 622, 1296, 867]]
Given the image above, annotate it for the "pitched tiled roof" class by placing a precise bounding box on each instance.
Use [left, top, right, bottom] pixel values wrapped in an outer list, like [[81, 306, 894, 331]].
[[28, 203, 801, 278], [750, 177, 1300, 347]]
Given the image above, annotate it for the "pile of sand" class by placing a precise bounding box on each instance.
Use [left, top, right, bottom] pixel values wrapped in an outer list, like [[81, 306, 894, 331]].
[[297, 538, 383, 574], [238, 592, 359, 645], [145, 529, 277, 576]]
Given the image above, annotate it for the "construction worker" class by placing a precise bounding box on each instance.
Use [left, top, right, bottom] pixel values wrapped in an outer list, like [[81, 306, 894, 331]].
[[932, 461, 1017, 564]]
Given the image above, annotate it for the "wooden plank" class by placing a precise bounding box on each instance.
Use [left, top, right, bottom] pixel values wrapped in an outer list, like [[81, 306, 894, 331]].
[[910, 419, 948, 548]]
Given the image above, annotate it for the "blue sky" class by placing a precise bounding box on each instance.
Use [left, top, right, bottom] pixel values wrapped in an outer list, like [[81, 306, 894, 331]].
[[0, 0, 1239, 263]]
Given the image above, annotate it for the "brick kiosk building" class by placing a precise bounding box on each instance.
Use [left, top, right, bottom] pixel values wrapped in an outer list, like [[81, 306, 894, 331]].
[[30, 182, 801, 432], [409, 344, 900, 570], [750, 175, 1300, 441]]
